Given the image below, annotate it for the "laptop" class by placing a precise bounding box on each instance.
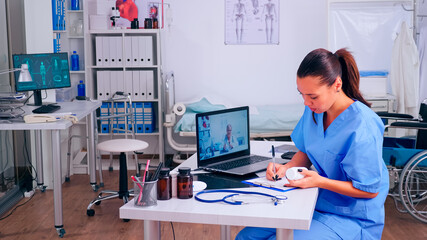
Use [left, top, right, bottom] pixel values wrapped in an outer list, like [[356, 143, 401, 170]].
[[196, 106, 286, 175]]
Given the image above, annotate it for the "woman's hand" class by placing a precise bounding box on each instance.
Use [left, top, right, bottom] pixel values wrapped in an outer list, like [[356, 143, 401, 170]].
[[266, 162, 288, 181], [284, 168, 324, 189]]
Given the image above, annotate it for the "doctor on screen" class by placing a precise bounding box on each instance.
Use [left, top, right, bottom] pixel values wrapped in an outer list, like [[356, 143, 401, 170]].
[[236, 48, 389, 239], [223, 124, 237, 152]]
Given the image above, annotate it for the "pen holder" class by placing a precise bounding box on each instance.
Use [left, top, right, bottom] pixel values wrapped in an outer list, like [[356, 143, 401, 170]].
[[133, 180, 158, 207]]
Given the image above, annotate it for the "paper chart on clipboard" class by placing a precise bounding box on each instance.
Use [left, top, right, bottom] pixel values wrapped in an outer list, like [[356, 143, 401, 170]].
[[242, 176, 290, 192]]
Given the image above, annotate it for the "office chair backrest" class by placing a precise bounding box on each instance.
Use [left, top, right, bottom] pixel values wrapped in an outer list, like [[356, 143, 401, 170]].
[[416, 101, 427, 149]]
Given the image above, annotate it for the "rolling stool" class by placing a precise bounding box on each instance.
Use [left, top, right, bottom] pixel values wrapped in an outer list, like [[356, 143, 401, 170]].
[[86, 139, 148, 218]]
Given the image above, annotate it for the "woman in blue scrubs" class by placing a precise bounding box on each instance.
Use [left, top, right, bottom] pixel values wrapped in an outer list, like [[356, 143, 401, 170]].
[[236, 48, 389, 240]]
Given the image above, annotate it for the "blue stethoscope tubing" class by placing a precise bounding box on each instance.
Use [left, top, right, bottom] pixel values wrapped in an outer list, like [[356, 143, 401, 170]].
[[195, 189, 295, 205]]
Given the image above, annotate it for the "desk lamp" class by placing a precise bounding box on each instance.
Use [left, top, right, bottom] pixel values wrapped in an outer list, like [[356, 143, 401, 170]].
[[0, 63, 32, 83]]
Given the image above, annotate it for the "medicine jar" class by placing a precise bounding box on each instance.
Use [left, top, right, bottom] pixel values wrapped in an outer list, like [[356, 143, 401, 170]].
[[177, 167, 193, 199], [157, 168, 172, 200]]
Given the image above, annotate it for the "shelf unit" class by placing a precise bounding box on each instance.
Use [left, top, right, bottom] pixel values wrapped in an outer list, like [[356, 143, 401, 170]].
[[84, 28, 164, 162], [51, 0, 89, 174]]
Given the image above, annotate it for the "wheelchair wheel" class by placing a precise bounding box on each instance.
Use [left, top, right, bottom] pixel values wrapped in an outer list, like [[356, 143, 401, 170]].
[[399, 150, 427, 223]]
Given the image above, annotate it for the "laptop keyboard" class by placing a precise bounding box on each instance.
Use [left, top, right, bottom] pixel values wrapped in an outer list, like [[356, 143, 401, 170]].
[[213, 155, 270, 170]]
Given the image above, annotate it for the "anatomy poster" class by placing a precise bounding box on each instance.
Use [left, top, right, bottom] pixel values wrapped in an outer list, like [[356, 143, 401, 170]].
[[225, 0, 279, 45]]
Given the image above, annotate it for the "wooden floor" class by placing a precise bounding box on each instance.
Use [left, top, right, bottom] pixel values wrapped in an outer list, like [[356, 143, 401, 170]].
[[0, 170, 426, 240]]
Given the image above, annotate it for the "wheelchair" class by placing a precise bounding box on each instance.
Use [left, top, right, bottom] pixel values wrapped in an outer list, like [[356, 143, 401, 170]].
[[378, 100, 427, 223]]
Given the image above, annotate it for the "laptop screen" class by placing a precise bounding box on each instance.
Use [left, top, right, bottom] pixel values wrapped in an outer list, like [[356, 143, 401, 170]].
[[196, 106, 250, 166]]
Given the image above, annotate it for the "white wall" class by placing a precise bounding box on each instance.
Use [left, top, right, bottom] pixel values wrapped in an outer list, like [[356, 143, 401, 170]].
[[24, 0, 68, 189], [161, 0, 329, 107]]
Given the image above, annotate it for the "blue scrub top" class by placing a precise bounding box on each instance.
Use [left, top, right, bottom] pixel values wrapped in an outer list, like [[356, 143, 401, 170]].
[[291, 101, 389, 239]]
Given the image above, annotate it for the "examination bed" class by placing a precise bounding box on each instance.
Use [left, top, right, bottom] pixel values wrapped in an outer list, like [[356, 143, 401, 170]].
[[163, 72, 303, 154], [173, 97, 304, 139]]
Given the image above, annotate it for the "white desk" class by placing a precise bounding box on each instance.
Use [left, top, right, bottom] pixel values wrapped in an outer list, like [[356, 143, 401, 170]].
[[120, 141, 318, 240], [0, 100, 102, 237]]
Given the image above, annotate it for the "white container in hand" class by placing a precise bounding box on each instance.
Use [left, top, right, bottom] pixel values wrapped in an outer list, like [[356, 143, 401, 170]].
[[286, 167, 308, 180]]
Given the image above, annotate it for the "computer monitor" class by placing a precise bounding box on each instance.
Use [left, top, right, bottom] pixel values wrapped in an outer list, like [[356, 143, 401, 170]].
[[12, 52, 71, 106]]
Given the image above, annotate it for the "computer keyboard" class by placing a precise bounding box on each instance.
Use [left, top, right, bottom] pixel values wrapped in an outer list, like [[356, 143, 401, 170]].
[[213, 155, 270, 170], [32, 104, 61, 114]]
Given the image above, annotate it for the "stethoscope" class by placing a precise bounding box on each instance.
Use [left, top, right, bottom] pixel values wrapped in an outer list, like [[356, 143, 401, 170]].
[[195, 189, 288, 206]]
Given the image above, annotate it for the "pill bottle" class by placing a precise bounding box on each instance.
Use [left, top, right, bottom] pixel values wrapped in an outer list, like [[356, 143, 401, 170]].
[[177, 167, 193, 199], [157, 168, 172, 200]]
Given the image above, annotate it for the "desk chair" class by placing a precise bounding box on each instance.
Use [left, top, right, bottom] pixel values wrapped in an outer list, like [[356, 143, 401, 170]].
[[86, 139, 148, 217], [87, 93, 148, 217]]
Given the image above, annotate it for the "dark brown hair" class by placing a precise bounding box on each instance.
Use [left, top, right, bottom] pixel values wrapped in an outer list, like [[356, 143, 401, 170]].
[[297, 48, 371, 108]]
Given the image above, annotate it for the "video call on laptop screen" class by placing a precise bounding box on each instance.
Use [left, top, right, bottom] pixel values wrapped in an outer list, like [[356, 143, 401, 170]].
[[197, 107, 249, 162]]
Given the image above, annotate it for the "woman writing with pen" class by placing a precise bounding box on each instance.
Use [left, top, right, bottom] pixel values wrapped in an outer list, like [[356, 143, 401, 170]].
[[236, 48, 389, 239]]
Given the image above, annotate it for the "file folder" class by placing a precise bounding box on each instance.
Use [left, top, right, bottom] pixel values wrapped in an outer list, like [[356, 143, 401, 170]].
[[132, 71, 141, 101], [138, 36, 146, 65], [109, 37, 118, 66], [116, 102, 126, 133], [97, 71, 108, 101], [115, 36, 123, 66], [144, 36, 154, 66], [128, 102, 136, 132], [135, 102, 144, 133], [139, 71, 147, 101], [110, 71, 119, 96], [124, 71, 133, 97], [143, 102, 155, 133], [103, 71, 111, 99], [95, 36, 103, 66], [131, 36, 140, 66], [100, 102, 111, 133], [146, 70, 155, 100], [124, 36, 132, 67], [117, 71, 124, 93], [102, 37, 110, 66]]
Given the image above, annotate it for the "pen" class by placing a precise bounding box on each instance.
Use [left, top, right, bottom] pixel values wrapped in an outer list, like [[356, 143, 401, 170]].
[[138, 159, 150, 204], [272, 145, 277, 181]]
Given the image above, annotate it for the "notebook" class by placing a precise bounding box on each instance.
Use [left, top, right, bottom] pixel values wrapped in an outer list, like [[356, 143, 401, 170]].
[[196, 106, 286, 175]]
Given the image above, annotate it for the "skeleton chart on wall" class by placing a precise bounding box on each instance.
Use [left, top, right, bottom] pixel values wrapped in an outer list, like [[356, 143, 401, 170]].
[[225, 0, 279, 45]]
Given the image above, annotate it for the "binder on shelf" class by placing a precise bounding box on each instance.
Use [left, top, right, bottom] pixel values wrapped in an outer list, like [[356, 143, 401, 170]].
[[143, 102, 155, 133], [100, 102, 110, 133], [128, 102, 136, 132], [124, 71, 133, 97], [124, 37, 132, 67], [97, 71, 105, 101], [131, 36, 140, 66], [102, 37, 110, 66], [116, 102, 126, 133], [98, 71, 111, 100], [115, 37, 123, 66], [138, 36, 146, 65], [52, 0, 65, 31], [139, 70, 147, 101], [109, 37, 118, 67], [110, 71, 119, 96], [132, 71, 141, 101], [95, 36, 103, 66], [135, 102, 144, 133], [146, 70, 155, 100], [144, 36, 154, 66], [117, 71, 125, 93]]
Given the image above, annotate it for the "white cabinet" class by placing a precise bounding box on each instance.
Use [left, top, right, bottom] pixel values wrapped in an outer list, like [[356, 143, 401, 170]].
[[84, 28, 164, 162], [367, 95, 396, 113]]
